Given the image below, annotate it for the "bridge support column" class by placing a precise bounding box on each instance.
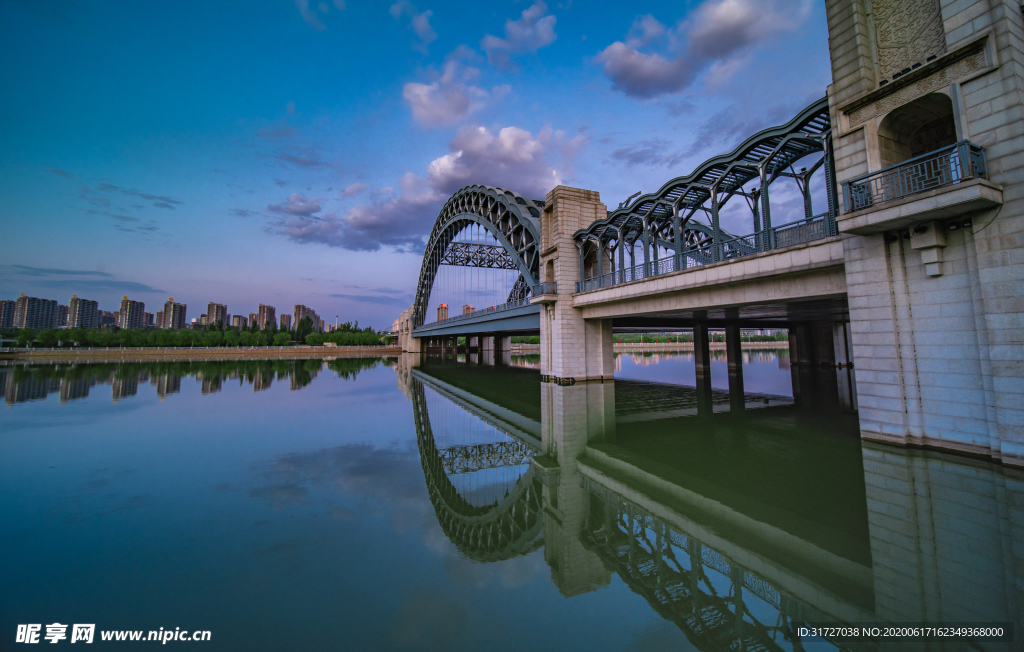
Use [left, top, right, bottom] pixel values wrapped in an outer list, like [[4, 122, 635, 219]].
[[538, 186, 615, 384], [725, 321, 744, 412], [693, 315, 713, 416], [789, 322, 840, 410], [535, 381, 614, 596]]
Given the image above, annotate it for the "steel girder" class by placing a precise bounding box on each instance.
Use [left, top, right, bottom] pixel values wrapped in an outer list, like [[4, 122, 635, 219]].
[[574, 97, 832, 250], [412, 380, 544, 562], [440, 242, 519, 270], [414, 185, 543, 327]]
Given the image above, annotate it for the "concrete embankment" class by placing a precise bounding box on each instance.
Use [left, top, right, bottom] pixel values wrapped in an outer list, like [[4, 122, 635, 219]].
[[0, 345, 402, 363]]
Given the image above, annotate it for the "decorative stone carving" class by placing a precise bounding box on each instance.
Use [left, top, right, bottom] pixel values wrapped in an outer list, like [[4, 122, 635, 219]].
[[848, 50, 987, 128], [874, 0, 947, 81]]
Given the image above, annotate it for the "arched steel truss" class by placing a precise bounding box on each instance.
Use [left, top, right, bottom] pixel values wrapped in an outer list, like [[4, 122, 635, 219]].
[[413, 185, 543, 328], [574, 97, 838, 290], [412, 379, 544, 562]]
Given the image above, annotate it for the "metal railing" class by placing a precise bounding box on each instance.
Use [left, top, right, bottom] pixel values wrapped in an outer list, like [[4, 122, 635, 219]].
[[842, 140, 987, 212], [531, 282, 557, 295], [575, 212, 831, 293], [420, 297, 532, 328]]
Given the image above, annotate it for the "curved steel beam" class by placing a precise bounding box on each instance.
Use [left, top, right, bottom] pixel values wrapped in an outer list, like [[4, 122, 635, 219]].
[[574, 97, 832, 245], [413, 185, 542, 327]]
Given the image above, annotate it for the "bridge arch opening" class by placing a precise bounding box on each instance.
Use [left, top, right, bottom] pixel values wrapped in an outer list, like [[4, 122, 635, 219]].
[[878, 92, 957, 168], [413, 186, 542, 330]]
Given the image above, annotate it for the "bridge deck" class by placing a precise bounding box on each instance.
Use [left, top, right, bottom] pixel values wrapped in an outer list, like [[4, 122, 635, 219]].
[[413, 302, 540, 337], [574, 237, 847, 325]]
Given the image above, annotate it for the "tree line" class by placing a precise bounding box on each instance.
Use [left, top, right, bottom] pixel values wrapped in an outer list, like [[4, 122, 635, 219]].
[[1, 316, 387, 349]]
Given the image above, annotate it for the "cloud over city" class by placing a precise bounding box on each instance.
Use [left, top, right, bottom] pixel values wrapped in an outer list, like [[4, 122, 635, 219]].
[[389, 1, 437, 54]]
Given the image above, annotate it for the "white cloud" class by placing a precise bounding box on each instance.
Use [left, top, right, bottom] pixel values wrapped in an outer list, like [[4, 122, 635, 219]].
[[597, 0, 812, 98], [341, 183, 368, 198], [268, 193, 323, 216], [294, 0, 345, 30], [403, 52, 505, 127], [389, 1, 437, 54], [276, 123, 587, 251], [480, 1, 557, 69]]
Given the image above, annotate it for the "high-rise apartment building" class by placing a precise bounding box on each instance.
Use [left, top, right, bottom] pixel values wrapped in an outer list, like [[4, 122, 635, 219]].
[[248, 312, 258, 328], [14, 293, 58, 329], [161, 298, 187, 329], [293, 305, 322, 332], [98, 310, 117, 327], [117, 296, 145, 330], [231, 315, 247, 329], [68, 295, 99, 329], [437, 304, 449, 321], [55, 304, 68, 328], [279, 314, 292, 330], [0, 300, 15, 328], [207, 303, 228, 327], [257, 304, 276, 329], [143, 312, 154, 328]]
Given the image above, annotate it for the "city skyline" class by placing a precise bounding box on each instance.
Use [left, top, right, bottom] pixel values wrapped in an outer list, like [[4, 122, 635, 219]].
[[0, 0, 831, 327]]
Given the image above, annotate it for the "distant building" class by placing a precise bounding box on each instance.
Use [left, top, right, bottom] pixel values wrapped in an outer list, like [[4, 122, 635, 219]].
[[462, 304, 473, 315], [117, 296, 145, 329], [161, 298, 187, 329], [279, 314, 292, 331], [258, 304, 276, 329], [293, 305, 322, 332], [248, 312, 259, 328], [143, 312, 154, 328], [0, 300, 15, 328], [14, 293, 59, 329], [98, 310, 117, 327], [199, 314, 208, 326], [68, 295, 99, 329], [55, 304, 68, 328], [155, 310, 164, 328], [231, 315, 247, 329], [437, 304, 449, 321], [207, 303, 228, 327]]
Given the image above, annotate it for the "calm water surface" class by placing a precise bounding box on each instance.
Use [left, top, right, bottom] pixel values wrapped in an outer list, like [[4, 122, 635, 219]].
[[1, 353, 1020, 651]]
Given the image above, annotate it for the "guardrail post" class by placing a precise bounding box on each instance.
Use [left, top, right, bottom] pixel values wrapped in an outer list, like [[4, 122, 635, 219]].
[[959, 141, 972, 179]]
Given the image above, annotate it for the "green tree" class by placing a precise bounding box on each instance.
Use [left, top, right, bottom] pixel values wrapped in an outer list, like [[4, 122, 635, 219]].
[[272, 332, 291, 346], [224, 329, 240, 347], [295, 316, 313, 342]]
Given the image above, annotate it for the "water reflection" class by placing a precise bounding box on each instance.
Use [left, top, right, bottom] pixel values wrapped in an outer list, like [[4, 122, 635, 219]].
[[401, 353, 1022, 651], [0, 358, 387, 407]]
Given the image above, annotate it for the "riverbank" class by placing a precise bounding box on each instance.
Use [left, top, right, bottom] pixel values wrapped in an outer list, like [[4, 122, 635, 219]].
[[0, 345, 401, 363]]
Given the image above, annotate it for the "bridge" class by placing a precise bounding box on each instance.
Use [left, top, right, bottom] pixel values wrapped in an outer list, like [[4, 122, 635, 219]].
[[395, 0, 1023, 466]]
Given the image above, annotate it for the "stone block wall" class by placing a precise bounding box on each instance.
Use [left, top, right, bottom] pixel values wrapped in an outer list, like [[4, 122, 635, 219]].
[[826, 0, 1024, 463]]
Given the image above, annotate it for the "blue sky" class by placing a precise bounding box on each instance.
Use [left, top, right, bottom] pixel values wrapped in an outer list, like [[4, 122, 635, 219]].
[[0, 0, 832, 328]]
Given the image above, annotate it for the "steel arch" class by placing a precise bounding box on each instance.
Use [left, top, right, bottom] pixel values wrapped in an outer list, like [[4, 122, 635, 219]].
[[413, 185, 543, 327]]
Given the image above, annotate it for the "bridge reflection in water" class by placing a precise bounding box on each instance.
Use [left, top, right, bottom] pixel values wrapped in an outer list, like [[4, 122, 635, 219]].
[[397, 354, 1023, 651]]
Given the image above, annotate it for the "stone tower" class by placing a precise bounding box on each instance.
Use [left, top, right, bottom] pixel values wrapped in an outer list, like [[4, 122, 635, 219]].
[[826, 0, 1024, 463]]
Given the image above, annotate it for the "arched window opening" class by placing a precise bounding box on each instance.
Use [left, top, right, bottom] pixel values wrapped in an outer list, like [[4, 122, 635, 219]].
[[878, 93, 957, 169]]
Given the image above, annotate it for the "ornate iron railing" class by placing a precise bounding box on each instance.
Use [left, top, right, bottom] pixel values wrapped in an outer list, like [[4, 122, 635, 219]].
[[575, 213, 831, 293], [419, 297, 532, 328], [531, 282, 557, 296], [842, 140, 987, 212]]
